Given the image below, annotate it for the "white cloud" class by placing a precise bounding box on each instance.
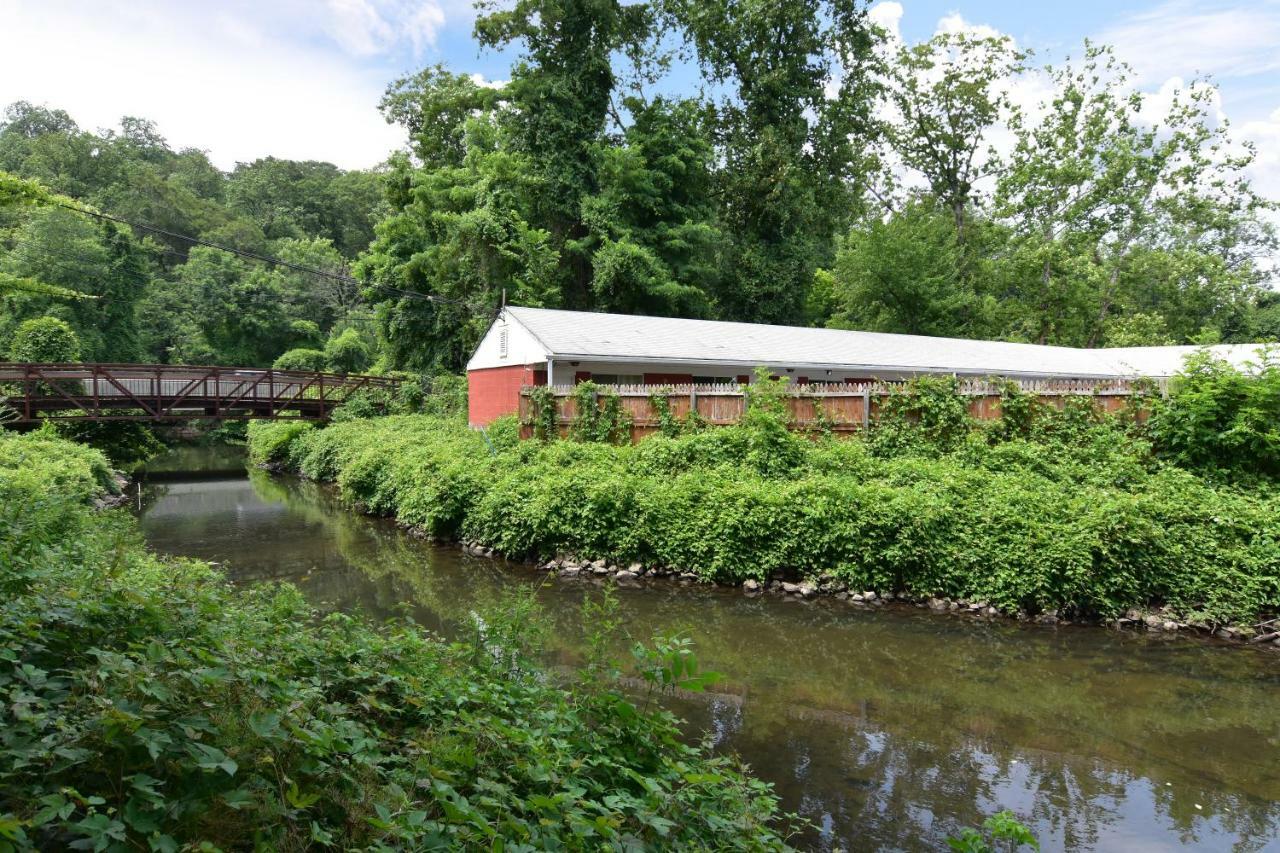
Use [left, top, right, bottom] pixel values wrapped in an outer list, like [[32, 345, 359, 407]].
[[324, 0, 446, 57], [1097, 0, 1280, 84], [934, 12, 1002, 40], [867, 2, 904, 41], [1241, 107, 1280, 202], [326, 0, 397, 56], [469, 74, 508, 90], [1096, 2, 1280, 217], [0, 0, 409, 170]]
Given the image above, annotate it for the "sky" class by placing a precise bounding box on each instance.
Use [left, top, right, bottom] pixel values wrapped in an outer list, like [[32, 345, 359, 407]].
[[0, 0, 1277, 201]]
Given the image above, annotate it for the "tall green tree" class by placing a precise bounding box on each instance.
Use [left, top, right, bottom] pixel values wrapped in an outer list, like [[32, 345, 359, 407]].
[[875, 31, 1026, 244], [583, 97, 721, 316], [227, 158, 383, 257], [474, 0, 653, 307], [994, 44, 1277, 345], [1, 207, 148, 361], [825, 198, 991, 337], [662, 0, 879, 324], [359, 82, 559, 371]]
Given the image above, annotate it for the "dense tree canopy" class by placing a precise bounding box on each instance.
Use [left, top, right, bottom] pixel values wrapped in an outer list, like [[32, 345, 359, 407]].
[[0, 105, 381, 369], [1, 1, 1276, 374]]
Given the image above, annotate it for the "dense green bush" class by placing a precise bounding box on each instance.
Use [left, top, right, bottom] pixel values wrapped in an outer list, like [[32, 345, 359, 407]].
[[271, 346, 327, 372], [323, 327, 372, 374], [0, 432, 792, 850], [1146, 349, 1280, 481], [246, 419, 313, 466], [5, 316, 81, 362], [46, 420, 165, 470], [323, 372, 467, 423], [255, 405, 1280, 626]]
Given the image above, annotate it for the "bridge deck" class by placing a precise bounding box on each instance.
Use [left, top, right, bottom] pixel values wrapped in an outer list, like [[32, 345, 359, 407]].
[[0, 363, 399, 422]]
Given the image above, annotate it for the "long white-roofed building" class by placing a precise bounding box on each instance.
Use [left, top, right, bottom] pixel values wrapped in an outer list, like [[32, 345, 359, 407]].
[[465, 306, 1268, 426]]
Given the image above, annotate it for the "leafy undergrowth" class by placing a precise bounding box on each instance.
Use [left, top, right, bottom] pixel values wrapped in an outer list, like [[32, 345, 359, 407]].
[[249, 391, 1280, 627], [0, 431, 791, 851]]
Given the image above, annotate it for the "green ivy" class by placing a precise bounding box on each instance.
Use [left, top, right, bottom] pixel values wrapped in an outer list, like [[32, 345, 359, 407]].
[[569, 382, 631, 444], [524, 384, 558, 441], [1145, 348, 1280, 482], [648, 388, 682, 438]]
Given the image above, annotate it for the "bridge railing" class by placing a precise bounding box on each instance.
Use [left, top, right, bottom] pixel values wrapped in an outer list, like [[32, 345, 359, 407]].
[[0, 363, 399, 421]]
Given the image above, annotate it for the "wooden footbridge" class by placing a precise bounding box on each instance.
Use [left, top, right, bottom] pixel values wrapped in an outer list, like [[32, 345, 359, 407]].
[[0, 363, 399, 422]]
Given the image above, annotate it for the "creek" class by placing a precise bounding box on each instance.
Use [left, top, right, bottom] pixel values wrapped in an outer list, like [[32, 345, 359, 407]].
[[137, 445, 1280, 852]]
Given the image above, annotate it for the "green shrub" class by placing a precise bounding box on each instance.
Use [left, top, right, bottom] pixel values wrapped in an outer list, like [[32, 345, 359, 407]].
[[6, 316, 81, 362], [251, 412, 1280, 625], [50, 419, 165, 470], [246, 419, 313, 466], [0, 432, 792, 851], [569, 382, 632, 444], [323, 328, 371, 374], [871, 374, 972, 456], [420, 373, 467, 418], [271, 347, 327, 372], [1146, 349, 1280, 481]]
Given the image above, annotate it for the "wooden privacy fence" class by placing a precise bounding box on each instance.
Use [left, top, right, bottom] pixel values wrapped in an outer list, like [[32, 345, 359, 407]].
[[518, 378, 1168, 441], [0, 362, 399, 422]]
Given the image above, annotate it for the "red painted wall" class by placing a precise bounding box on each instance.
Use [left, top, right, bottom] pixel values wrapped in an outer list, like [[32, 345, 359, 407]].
[[468, 364, 542, 426], [643, 372, 695, 384]]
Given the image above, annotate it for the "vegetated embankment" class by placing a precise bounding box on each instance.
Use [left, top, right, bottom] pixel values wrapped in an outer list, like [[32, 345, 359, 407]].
[[249, 405, 1280, 640], [0, 429, 792, 850]]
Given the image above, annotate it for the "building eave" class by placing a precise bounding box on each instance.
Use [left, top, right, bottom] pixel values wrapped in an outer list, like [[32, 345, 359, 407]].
[[534, 352, 1133, 380]]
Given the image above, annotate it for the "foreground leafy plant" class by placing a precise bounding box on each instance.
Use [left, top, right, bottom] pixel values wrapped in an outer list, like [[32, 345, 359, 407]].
[[0, 432, 793, 850], [948, 810, 1040, 852]]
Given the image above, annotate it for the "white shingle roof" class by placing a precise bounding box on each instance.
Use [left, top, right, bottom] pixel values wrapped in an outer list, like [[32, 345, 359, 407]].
[[502, 306, 1268, 379]]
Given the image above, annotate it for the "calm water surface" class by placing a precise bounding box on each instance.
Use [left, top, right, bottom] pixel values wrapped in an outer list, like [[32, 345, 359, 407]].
[[137, 446, 1280, 852]]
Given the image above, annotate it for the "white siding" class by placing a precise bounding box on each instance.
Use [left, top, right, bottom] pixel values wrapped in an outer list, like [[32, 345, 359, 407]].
[[466, 309, 549, 370]]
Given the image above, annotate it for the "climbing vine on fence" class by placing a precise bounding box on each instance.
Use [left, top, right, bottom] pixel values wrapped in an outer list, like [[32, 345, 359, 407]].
[[569, 382, 632, 444], [649, 388, 682, 438], [525, 385, 558, 441]]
